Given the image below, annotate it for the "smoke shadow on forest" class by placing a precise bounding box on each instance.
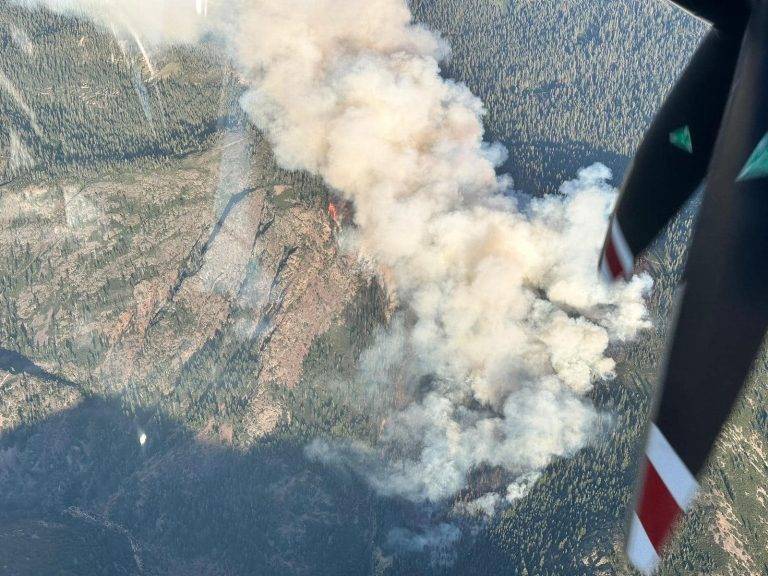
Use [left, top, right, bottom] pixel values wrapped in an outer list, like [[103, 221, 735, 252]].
[[0, 396, 379, 575]]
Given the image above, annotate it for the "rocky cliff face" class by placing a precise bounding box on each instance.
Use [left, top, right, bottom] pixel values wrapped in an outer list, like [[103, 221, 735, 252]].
[[0, 126, 386, 575], [0, 5, 392, 571], [0, 130, 371, 442]]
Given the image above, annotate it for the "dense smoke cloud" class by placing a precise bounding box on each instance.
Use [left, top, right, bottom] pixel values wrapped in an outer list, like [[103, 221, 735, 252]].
[[19, 0, 651, 505]]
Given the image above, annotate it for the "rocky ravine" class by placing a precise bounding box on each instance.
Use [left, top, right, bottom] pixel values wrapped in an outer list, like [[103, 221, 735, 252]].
[[0, 129, 366, 444]]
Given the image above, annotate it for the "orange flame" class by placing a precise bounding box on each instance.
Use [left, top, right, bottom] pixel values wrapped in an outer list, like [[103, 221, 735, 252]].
[[328, 202, 339, 225]]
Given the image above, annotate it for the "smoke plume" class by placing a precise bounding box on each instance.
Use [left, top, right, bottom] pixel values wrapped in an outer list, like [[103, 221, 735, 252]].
[[19, 0, 651, 504]]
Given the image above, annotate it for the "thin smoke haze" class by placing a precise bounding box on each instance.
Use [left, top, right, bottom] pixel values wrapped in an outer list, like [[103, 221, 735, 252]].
[[17, 0, 652, 504]]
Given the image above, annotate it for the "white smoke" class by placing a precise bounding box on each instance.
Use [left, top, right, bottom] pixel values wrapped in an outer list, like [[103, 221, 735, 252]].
[[505, 470, 542, 503], [16, 0, 207, 45], [456, 492, 501, 517], [10, 24, 35, 55], [17, 0, 652, 504], [386, 523, 461, 566], [387, 523, 461, 553]]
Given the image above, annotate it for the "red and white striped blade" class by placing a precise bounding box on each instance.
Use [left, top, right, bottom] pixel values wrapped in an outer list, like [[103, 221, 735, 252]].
[[600, 218, 634, 282], [627, 424, 699, 574]]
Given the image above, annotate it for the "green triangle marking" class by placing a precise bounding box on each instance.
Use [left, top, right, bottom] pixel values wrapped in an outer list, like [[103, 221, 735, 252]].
[[737, 133, 768, 182], [669, 125, 693, 154]]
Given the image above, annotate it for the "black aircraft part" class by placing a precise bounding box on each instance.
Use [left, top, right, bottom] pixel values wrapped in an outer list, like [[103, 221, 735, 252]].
[[665, 0, 749, 33], [598, 0, 768, 571], [656, 0, 768, 482], [611, 27, 743, 260]]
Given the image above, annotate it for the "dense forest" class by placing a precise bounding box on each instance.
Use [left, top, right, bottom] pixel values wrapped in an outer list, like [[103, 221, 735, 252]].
[[0, 0, 227, 180]]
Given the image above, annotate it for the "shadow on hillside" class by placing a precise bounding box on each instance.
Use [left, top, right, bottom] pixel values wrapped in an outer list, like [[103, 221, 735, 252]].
[[0, 396, 377, 576]]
